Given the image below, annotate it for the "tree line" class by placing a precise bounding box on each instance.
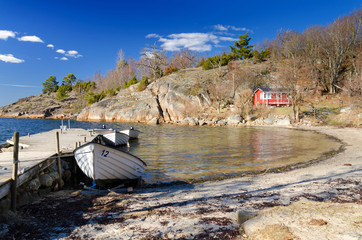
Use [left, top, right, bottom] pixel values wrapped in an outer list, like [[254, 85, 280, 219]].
[[41, 9, 361, 121]]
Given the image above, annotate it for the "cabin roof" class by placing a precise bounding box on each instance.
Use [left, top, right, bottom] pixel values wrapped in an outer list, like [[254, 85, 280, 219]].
[[254, 88, 289, 94]]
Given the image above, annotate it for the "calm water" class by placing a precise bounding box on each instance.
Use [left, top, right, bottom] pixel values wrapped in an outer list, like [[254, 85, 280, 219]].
[[0, 118, 341, 183]]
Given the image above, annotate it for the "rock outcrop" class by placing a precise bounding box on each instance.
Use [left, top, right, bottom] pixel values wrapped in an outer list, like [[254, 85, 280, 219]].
[[77, 68, 212, 123]]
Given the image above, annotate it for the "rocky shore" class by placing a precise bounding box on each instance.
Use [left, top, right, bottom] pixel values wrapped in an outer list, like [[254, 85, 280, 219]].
[[1, 126, 361, 239]]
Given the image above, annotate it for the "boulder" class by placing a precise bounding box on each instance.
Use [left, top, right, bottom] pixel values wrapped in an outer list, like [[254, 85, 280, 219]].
[[227, 114, 243, 125], [236, 210, 258, 225], [39, 174, 53, 188], [26, 177, 41, 191], [276, 119, 291, 125], [217, 120, 227, 125], [148, 117, 159, 125]]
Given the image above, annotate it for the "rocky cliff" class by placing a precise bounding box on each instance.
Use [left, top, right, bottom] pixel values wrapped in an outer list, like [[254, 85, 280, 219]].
[[77, 68, 215, 123]]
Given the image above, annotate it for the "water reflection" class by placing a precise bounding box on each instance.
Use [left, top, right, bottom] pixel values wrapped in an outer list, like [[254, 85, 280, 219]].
[[109, 124, 340, 184], [0, 119, 341, 184]]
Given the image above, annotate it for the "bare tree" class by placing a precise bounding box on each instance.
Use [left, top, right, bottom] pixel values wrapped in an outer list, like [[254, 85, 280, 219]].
[[320, 12, 361, 93], [208, 80, 233, 114], [137, 45, 168, 80], [170, 49, 199, 69]]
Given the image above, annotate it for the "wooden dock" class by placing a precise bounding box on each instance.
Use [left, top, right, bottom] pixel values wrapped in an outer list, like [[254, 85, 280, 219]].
[[0, 128, 91, 200]]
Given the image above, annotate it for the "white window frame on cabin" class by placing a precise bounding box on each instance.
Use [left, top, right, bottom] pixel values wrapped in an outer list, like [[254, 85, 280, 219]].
[[260, 93, 264, 99], [265, 92, 271, 99]]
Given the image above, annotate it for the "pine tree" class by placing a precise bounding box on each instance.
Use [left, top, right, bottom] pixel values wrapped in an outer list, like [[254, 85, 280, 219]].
[[230, 33, 254, 60], [42, 76, 59, 94]]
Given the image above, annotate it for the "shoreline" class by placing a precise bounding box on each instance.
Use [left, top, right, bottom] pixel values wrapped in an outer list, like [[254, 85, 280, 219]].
[[2, 125, 361, 239]]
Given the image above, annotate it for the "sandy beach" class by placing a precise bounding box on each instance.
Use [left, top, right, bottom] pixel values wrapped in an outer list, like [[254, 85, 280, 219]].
[[2, 126, 362, 239]]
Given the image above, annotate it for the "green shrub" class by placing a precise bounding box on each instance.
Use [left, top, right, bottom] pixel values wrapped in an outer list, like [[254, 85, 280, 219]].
[[86, 91, 105, 105], [105, 88, 116, 97], [124, 76, 138, 89], [137, 77, 149, 91]]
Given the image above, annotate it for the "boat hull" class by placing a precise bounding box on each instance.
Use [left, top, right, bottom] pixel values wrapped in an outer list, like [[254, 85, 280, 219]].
[[103, 131, 129, 146], [91, 129, 129, 146], [120, 129, 141, 139], [74, 142, 146, 180]]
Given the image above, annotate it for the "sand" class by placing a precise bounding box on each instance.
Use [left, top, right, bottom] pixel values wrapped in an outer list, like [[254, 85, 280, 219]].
[[2, 126, 361, 239]]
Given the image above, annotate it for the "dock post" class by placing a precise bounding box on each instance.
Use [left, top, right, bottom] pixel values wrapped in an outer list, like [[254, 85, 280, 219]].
[[83, 136, 86, 143], [56, 132, 62, 190], [11, 132, 19, 212]]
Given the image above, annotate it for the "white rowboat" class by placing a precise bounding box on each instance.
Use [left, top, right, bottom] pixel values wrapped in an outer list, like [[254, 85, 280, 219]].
[[73, 141, 146, 180], [90, 129, 129, 146], [120, 127, 141, 139]]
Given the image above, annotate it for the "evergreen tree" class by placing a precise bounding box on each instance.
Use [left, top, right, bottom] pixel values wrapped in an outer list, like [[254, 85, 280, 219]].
[[42, 76, 59, 94], [62, 73, 76, 86], [230, 33, 254, 60]]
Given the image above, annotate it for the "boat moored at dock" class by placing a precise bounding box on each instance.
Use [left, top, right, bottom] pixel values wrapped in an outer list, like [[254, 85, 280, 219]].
[[73, 138, 146, 181]]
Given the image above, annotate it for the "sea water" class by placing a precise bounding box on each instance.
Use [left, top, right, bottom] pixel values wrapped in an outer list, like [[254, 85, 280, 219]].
[[0, 118, 341, 183]]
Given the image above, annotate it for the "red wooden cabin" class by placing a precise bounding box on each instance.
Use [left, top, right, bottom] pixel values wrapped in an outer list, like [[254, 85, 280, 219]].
[[254, 88, 291, 106]]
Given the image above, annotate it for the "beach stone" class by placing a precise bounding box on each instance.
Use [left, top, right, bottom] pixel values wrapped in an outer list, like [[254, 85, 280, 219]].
[[227, 114, 243, 125], [39, 174, 53, 187], [236, 210, 258, 225], [276, 119, 290, 125], [148, 117, 159, 125], [48, 171, 60, 181], [26, 177, 41, 191], [217, 120, 227, 125], [264, 117, 274, 125], [198, 119, 206, 126]]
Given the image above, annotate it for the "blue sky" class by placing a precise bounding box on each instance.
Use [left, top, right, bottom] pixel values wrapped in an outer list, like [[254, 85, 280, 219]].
[[0, 0, 361, 107]]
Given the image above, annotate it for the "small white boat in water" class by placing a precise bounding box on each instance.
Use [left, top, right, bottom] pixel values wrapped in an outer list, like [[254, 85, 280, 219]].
[[73, 137, 146, 181], [90, 129, 129, 146], [120, 127, 141, 139]]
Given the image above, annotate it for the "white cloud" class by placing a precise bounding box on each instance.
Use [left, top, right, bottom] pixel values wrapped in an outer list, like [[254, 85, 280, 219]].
[[60, 57, 68, 61], [0, 83, 38, 88], [56, 49, 66, 54], [158, 33, 220, 52], [0, 30, 16, 40], [213, 24, 253, 33], [213, 24, 228, 31], [65, 50, 82, 58], [47, 44, 54, 48], [0, 54, 24, 63], [146, 33, 161, 38], [17, 35, 44, 43], [149, 32, 238, 52], [219, 36, 239, 41]]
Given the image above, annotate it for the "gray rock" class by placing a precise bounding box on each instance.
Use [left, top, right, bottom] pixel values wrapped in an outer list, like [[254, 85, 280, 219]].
[[264, 117, 274, 125], [48, 171, 60, 181], [236, 210, 258, 225], [182, 117, 198, 126], [227, 114, 242, 125], [39, 174, 53, 187], [217, 120, 227, 125], [26, 177, 41, 191], [246, 114, 257, 121], [276, 119, 291, 125], [148, 117, 159, 125], [198, 119, 206, 126]]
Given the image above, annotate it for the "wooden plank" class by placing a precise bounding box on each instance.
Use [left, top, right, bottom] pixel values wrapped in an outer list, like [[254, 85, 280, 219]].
[[0, 156, 57, 199], [0, 181, 11, 200]]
